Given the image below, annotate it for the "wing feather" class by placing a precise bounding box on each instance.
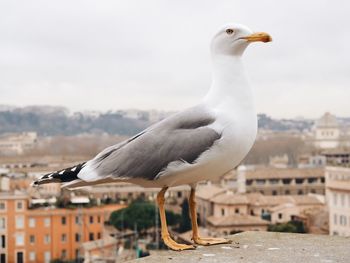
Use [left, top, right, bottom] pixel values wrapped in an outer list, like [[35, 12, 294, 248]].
[[78, 105, 221, 181]]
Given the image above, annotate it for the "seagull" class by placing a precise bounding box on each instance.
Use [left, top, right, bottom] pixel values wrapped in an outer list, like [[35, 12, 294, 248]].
[[32, 23, 272, 251]]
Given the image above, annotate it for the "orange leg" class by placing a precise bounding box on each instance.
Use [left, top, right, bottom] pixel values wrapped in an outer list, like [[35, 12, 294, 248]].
[[157, 187, 195, 251], [189, 188, 231, 245]]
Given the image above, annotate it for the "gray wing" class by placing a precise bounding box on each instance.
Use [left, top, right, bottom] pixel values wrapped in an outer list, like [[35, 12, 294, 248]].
[[83, 105, 221, 181]]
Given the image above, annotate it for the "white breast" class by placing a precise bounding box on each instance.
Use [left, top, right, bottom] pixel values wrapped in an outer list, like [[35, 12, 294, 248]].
[[147, 105, 257, 188]]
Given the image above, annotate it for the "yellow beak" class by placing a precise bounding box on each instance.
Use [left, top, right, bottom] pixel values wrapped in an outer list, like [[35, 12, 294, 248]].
[[240, 32, 272, 43]]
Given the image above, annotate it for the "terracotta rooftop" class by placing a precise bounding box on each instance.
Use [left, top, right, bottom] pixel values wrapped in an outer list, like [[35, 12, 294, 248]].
[[235, 193, 292, 206], [291, 195, 324, 205], [210, 192, 249, 205], [326, 180, 350, 191], [195, 186, 325, 208], [245, 167, 324, 179], [259, 194, 323, 207], [268, 202, 296, 212], [195, 184, 226, 200]]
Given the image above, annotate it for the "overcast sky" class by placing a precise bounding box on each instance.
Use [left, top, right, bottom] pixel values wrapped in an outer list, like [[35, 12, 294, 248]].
[[0, 0, 349, 118]]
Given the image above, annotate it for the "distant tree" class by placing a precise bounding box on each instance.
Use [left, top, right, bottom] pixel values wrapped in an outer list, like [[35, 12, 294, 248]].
[[110, 200, 180, 232], [0, 107, 150, 137], [102, 196, 113, 204], [55, 195, 70, 208], [179, 199, 192, 233], [268, 220, 306, 233]]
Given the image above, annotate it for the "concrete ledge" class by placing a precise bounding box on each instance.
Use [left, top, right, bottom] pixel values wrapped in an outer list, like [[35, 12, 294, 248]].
[[131, 231, 350, 263]]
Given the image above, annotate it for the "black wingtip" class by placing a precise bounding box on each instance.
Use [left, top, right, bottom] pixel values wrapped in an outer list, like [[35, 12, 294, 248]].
[[31, 162, 86, 187]]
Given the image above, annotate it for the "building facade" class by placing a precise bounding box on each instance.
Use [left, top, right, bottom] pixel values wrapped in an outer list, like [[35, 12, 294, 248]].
[[238, 166, 325, 196], [0, 132, 37, 155], [326, 166, 350, 237], [0, 191, 124, 263], [196, 186, 324, 234], [313, 112, 340, 149], [322, 150, 350, 167]]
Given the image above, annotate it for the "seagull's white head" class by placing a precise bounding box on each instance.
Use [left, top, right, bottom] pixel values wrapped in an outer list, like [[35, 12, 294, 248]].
[[211, 23, 272, 57]]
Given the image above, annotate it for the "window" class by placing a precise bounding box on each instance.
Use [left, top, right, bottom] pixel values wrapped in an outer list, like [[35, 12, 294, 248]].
[[341, 194, 345, 207], [16, 216, 24, 229], [75, 249, 80, 259], [269, 179, 279, 185], [97, 216, 101, 223], [61, 249, 67, 259], [221, 208, 225, 216], [0, 218, 5, 229], [75, 233, 81, 242], [295, 179, 304, 184], [97, 232, 101, 239], [256, 179, 266, 185], [17, 252, 24, 263], [44, 234, 51, 244], [61, 216, 66, 225], [16, 233, 24, 246], [29, 252, 36, 261], [44, 217, 50, 227], [61, 234, 67, 242], [89, 216, 94, 224], [1, 235, 5, 248], [285, 190, 290, 195], [75, 216, 81, 225], [272, 190, 277, 196], [278, 213, 283, 219], [297, 190, 303, 195], [89, 233, 94, 241], [16, 201, 24, 210], [0, 202, 6, 210], [334, 214, 338, 225], [0, 254, 5, 263], [29, 218, 35, 228], [235, 208, 240, 214], [282, 179, 292, 185], [29, 235, 35, 244], [307, 177, 318, 184], [333, 193, 338, 206], [44, 251, 51, 263], [340, 215, 347, 226], [177, 192, 182, 198]]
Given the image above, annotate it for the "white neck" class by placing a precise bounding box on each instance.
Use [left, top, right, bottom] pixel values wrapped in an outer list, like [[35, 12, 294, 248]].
[[203, 55, 254, 112]]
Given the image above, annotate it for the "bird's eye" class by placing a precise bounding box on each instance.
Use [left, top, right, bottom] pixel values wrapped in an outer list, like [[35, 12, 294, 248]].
[[226, 29, 234, 35]]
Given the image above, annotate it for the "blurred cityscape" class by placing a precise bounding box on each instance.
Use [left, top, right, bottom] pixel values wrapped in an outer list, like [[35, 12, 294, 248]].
[[0, 106, 350, 263]]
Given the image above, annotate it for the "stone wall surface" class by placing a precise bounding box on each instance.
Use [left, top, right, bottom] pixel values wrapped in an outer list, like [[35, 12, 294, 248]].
[[130, 231, 350, 263]]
